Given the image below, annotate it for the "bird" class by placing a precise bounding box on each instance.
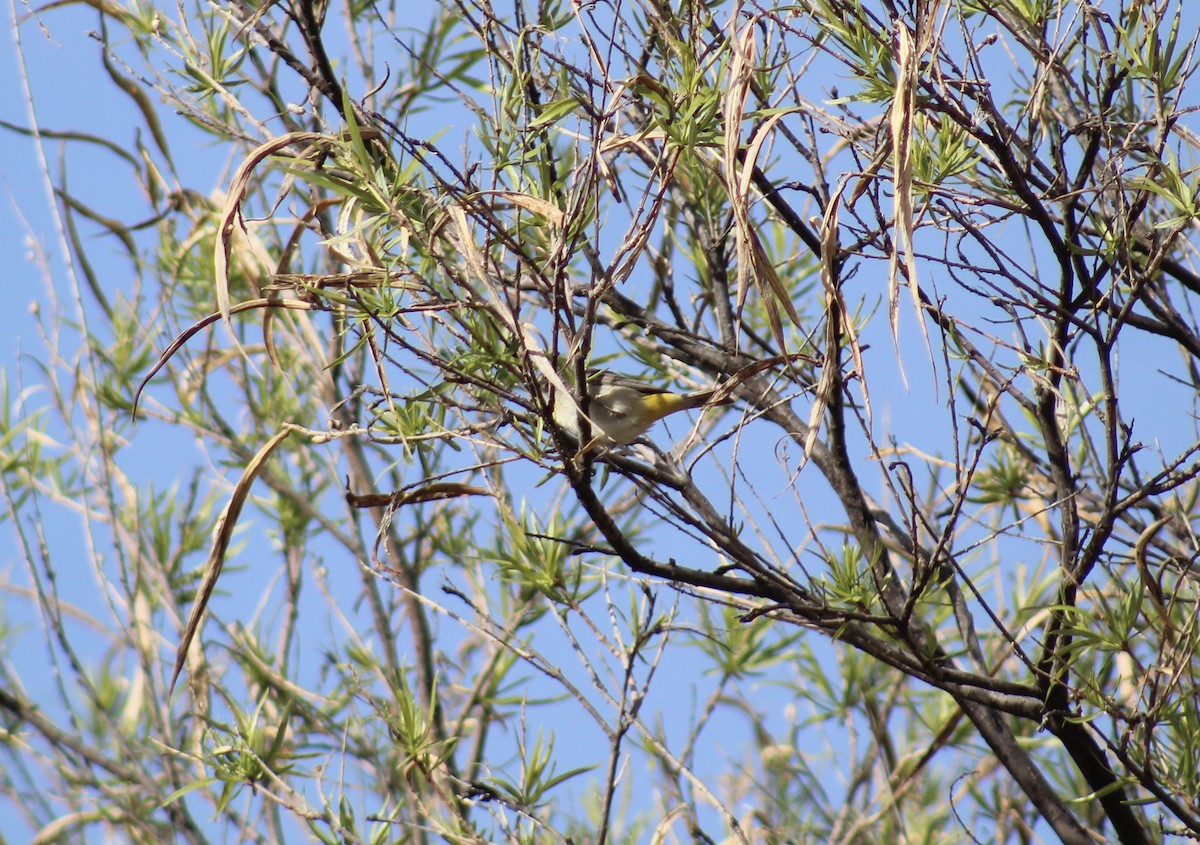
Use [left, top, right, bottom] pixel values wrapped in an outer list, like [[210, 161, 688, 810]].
[[550, 369, 733, 448]]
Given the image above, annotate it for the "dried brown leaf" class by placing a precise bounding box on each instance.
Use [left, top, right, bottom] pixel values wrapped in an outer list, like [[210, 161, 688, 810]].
[[169, 427, 294, 696]]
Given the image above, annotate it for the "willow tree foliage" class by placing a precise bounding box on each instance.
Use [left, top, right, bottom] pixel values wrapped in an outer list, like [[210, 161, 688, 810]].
[[5, 1, 1200, 843]]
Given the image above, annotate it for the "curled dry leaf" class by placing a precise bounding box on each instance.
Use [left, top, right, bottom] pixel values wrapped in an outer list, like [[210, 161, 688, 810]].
[[132, 298, 314, 418], [345, 482, 491, 509], [169, 427, 294, 697]]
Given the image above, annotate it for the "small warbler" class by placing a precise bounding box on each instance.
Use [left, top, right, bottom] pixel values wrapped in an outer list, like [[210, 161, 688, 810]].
[[551, 369, 733, 447]]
